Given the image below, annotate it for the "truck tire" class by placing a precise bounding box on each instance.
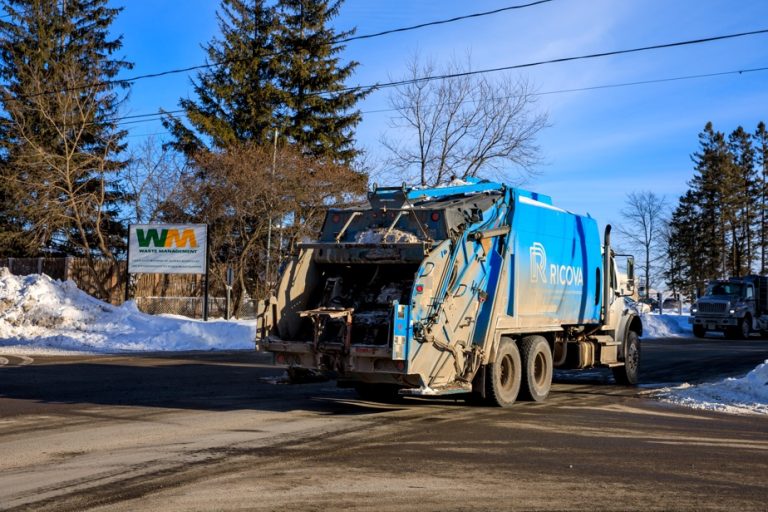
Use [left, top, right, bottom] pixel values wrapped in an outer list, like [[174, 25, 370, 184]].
[[612, 330, 640, 385], [519, 336, 553, 402], [692, 325, 706, 338], [738, 316, 752, 339], [486, 338, 521, 407]]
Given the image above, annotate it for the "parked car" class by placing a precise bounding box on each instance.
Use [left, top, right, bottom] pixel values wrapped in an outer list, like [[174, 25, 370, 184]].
[[661, 297, 681, 310], [625, 297, 651, 314], [638, 297, 658, 311]]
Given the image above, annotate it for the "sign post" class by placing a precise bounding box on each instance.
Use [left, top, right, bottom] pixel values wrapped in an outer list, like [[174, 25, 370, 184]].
[[225, 266, 234, 320], [127, 224, 209, 319]]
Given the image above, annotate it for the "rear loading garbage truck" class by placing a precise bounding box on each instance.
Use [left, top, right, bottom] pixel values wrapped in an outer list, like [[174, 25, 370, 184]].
[[257, 179, 642, 407]]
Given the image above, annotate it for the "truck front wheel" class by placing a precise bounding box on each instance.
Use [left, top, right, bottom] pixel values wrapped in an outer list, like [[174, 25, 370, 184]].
[[612, 331, 640, 385], [692, 325, 706, 338], [487, 338, 522, 407], [519, 335, 553, 402], [738, 316, 752, 339]]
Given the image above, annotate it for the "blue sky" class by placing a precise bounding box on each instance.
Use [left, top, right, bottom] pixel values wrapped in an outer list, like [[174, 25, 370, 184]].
[[108, 0, 768, 229]]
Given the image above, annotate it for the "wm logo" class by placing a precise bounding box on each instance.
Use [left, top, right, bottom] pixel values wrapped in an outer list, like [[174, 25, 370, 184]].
[[136, 228, 198, 248]]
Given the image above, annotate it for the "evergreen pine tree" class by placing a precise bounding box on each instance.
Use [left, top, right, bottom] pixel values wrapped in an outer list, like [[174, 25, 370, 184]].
[[0, 0, 131, 259], [666, 190, 701, 299], [275, 0, 366, 163], [755, 122, 768, 273], [688, 122, 733, 279], [728, 126, 757, 276], [163, 0, 282, 154]]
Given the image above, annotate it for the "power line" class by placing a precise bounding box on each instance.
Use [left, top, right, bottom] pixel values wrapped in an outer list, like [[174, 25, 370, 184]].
[[533, 66, 768, 96], [114, 65, 768, 128], [337, 0, 553, 43], [5, 0, 553, 100], [334, 28, 768, 95]]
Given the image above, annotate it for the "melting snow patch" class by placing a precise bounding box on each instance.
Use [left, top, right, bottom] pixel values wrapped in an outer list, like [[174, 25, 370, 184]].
[[0, 269, 255, 354], [654, 360, 768, 416], [639, 312, 692, 339]]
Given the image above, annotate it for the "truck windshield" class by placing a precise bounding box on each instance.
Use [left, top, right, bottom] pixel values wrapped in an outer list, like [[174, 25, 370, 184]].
[[705, 283, 743, 297]]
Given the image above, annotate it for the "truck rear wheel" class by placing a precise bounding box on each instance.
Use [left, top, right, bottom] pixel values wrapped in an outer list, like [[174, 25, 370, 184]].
[[519, 336, 553, 402], [486, 338, 521, 407], [613, 330, 640, 385]]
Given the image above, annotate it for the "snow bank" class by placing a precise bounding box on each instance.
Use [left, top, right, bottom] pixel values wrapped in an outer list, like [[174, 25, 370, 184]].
[[640, 312, 692, 339], [0, 269, 255, 354], [654, 360, 768, 415]]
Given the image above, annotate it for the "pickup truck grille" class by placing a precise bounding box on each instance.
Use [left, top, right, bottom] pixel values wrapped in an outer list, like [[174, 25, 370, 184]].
[[697, 302, 727, 314]]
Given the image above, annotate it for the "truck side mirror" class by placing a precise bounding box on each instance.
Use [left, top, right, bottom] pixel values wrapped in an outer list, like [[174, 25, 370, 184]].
[[626, 257, 635, 293]]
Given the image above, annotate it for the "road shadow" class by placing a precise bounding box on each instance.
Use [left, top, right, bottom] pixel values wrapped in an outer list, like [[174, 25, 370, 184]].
[[0, 352, 409, 416]]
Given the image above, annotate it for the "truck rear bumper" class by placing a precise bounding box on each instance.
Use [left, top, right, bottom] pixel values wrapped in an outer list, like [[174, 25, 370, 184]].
[[259, 339, 418, 385]]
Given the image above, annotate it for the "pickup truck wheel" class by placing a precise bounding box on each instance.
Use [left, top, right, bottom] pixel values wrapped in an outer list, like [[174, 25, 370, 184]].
[[612, 331, 640, 385], [692, 325, 706, 338], [519, 336, 553, 402], [487, 339, 521, 407]]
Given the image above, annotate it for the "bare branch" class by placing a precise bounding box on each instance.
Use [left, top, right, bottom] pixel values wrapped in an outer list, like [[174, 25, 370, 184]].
[[381, 52, 548, 186]]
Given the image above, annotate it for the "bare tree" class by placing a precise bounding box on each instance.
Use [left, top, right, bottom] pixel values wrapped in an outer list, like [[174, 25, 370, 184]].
[[166, 143, 366, 307], [0, 0, 131, 302], [6, 87, 125, 298], [381, 54, 548, 186], [122, 136, 185, 224], [617, 191, 669, 299]]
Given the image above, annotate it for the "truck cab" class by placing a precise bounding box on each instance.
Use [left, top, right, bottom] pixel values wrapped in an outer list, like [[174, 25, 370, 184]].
[[690, 276, 767, 339]]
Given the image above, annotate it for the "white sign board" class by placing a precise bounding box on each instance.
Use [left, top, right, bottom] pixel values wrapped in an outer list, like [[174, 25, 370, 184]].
[[128, 224, 207, 275]]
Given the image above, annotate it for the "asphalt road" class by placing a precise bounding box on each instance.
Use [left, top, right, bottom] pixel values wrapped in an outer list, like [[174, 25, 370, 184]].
[[0, 335, 766, 511]]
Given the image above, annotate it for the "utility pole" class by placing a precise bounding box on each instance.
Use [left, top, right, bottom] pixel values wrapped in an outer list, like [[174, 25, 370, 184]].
[[265, 129, 278, 288]]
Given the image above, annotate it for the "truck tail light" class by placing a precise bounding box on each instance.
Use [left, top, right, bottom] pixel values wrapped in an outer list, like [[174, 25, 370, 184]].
[[415, 284, 424, 294], [431, 212, 440, 222]]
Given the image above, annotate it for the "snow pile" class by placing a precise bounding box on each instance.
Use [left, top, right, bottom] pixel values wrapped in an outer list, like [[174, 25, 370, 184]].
[[640, 313, 692, 339], [354, 228, 420, 244], [0, 269, 255, 354], [654, 360, 768, 415], [412, 178, 471, 190]]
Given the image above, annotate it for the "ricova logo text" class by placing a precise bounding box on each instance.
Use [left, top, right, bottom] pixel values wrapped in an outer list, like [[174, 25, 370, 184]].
[[529, 242, 584, 286], [136, 228, 198, 249]]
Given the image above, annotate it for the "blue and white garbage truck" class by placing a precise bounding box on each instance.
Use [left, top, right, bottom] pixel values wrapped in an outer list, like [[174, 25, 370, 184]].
[[257, 179, 642, 407]]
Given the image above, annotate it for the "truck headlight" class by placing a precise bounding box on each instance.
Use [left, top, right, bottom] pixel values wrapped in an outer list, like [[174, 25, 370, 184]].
[[691, 306, 698, 313], [729, 309, 736, 315]]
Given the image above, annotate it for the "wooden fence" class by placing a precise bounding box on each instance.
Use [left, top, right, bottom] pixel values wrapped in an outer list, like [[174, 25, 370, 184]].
[[0, 257, 258, 319]]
